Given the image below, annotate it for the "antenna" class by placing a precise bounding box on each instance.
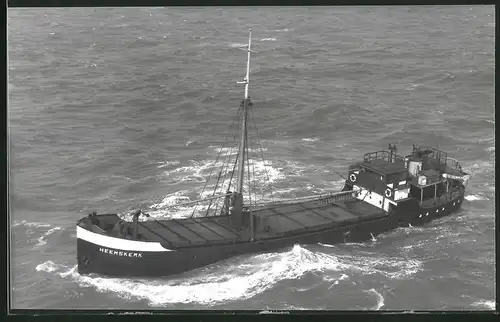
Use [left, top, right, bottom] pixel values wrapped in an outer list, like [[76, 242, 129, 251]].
[[236, 28, 257, 99]]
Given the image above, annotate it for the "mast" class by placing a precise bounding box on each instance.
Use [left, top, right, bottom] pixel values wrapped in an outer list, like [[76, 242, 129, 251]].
[[236, 29, 254, 194]]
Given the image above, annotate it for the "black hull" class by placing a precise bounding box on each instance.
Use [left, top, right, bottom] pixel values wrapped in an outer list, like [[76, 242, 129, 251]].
[[77, 193, 464, 278]]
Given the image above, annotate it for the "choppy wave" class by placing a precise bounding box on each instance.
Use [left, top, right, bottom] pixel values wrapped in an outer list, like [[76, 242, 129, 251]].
[[156, 160, 180, 169], [11, 220, 64, 248], [465, 195, 489, 201], [147, 147, 319, 219], [35, 227, 63, 247], [324, 273, 349, 289], [11, 220, 52, 228], [228, 43, 248, 48], [140, 157, 345, 220], [471, 300, 495, 310], [363, 288, 385, 310], [35, 260, 60, 273]]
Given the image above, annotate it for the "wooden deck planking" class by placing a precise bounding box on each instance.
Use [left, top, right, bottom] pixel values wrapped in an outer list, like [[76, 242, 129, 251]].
[[136, 224, 169, 244], [254, 209, 277, 217], [322, 205, 361, 224], [181, 219, 227, 241], [289, 207, 334, 226], [341, 200, 386, 219], [281, 204, 334, 226], [273, 204, 306, 215], [309, 208, 341, 222], [191, 218, 239, 240], [163, 220, 208, 244], [141, 221, 187, 244], [268, 208, 309, 230]]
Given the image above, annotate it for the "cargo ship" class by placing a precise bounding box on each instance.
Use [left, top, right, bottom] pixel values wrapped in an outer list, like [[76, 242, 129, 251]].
[[76, 30, 470, 278]]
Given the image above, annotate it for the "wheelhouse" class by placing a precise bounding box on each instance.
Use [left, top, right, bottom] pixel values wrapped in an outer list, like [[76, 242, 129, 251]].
[[346, 144, 466, 212]]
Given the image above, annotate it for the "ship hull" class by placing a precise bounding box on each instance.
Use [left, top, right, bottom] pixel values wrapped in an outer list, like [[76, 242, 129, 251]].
[[77, 192, 464, 278]]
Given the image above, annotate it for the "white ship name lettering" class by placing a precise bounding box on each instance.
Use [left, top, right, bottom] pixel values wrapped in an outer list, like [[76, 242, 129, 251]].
[[99, 247, 143, 258]]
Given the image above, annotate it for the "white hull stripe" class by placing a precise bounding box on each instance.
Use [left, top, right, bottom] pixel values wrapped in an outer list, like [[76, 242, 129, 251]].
[[76, 226, 172, 252]]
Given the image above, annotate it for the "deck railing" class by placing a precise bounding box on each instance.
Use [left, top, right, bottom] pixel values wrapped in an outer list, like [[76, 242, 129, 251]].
[[251, 190, 357, 209], [446, 157, 463, 172], [418, 189, 462, 207], [363, 150, 405, 164], [318, 190, 358, 204]]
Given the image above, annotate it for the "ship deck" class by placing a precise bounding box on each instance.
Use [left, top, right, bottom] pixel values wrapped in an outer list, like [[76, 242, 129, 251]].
[[136, 198, 387, 248]]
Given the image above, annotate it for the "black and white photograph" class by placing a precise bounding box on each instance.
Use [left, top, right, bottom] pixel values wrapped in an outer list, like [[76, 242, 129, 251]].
[[8, 6, 495, 311]]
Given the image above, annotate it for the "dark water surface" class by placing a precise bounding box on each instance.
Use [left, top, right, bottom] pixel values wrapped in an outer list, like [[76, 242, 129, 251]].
[[8, 6, 495, 310]]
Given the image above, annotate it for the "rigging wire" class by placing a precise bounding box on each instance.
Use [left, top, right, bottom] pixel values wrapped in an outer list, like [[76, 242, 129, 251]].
[[214, 132, 240, 195], [331, 169, 347, 181], [205, 147, 237, 217], [249, 104, 257, 208], [203, 169, 225, 217], [205, 106, 245, 216], [202, 103, 245, 217], [249, 103, 275, 203], [246, 130, 252, 208], [189, 106, 242, 218], [251, 132, 257, 209], [226, 149, 239, 193]]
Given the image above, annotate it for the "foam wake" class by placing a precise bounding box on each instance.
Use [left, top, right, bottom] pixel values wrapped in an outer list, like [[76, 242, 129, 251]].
[[11, 220, 64, 248], [465, 195, 488, 201], [35, 227, 63, 247], [363, 288, 385, 310], [11, 220, 51, 228], [471, 300, 495, 310], [35, 244, 422, 307]]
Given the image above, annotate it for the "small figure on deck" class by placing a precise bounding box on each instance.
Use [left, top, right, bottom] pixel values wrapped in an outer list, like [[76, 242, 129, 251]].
[[388, 144, 397, 162], [228, 191, 236, 216], [131, 209, 149, 240], [112, 219, 126, 237], [222, 191, 232, 215], [131, 209, 142, 220], [89, 211, 99, 226]]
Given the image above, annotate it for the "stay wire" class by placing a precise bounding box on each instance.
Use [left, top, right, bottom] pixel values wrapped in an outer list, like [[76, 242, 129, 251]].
[[249, 104, 275, 203], [189, 106, 242, 218]]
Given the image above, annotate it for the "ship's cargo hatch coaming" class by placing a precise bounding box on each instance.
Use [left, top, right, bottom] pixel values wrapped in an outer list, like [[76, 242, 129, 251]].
[[134, 198, 388, 248]]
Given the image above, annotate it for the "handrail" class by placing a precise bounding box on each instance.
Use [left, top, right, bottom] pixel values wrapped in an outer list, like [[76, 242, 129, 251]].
[[363, 150, 405, 164], [251, 190, 356, 208]]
